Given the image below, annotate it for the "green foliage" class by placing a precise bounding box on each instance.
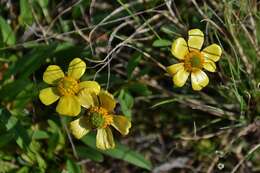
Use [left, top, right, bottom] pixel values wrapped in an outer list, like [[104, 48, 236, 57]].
[[66, 159, 81, 173], [152, 39, 172, 47], [81, 133, 152, 170], [0, 0, 260, 172], [19, 0, 34, 26], [0, 16, 16, 46]]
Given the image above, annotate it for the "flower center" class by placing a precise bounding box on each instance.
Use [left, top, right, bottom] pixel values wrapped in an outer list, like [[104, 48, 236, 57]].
[[57, 76, 80, 96], [87, 107, 113, 129], [184, 51, 204, 72]]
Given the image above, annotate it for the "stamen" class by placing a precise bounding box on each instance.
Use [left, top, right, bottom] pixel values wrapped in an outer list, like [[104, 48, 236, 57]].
[[57, 76, 80, 96]]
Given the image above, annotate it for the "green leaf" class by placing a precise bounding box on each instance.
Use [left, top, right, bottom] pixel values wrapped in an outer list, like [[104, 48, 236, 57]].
[[66, 159, 81, 173], [127, 53, 142, 78], [128, 83, 151, 96], [151, 98, 178, 108], [37, 0, 49, 8], [75, 146, 104, 162], [0, 160, 18, 172], [19, 0, 33, 26], [0, 132, 15, 148], [32, 130, 49, 140], [0, 79, 32, 102], [47, 120, 65, 154], [0, 44, 57, 101], [152, 39, 172, 47], [3, 43, 57, 80], [16, 166, 29, 173], [0, 16, 16, 46], [118, 89, 134, 118], [0, 109, 31, 150], [81, 133, 152, 170]]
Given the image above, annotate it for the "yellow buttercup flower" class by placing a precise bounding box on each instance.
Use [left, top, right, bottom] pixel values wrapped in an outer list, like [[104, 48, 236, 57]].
[[167, 29, 222, 91], [39, 58, 100, 116], [70, 90, 131, 150]]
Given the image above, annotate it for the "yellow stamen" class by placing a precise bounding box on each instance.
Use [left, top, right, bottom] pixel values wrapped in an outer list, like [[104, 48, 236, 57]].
[[87, 106, 113, 129], [57, 76, 80, 96], [184, 50, 204, 72]]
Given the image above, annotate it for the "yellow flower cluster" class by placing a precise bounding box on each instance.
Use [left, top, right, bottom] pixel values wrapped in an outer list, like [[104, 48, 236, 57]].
[[39, 28, 222, 150], [39, 58, 131, 150]]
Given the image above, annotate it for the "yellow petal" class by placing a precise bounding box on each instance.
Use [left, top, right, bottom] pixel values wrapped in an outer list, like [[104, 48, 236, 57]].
[[96, 128, 115, 150], [70, 117, 90, 139], [191, 70, 209, 91], [201, 44, 222, 62], [98, 90, 116, 112], [173, 67, 190, 87], [78, 89, 95, 108], [79, 81, 100, 94], [203, 60, 216, 72], [188, 29, 204, 51], [67, 58, 86, 80], [167, 63, 184, 76], [43, 65, 64, 85], [39, 87, 60, 105], [56, 96, 81, 116], [112, 115, 131, 135], [171, 38, 189, 60]]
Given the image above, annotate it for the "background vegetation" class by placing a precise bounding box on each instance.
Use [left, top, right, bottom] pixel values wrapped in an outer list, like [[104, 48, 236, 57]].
[[0, 0, 260, 172]]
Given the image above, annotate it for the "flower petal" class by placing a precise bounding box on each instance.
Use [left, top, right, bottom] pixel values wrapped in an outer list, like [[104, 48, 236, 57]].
[[173, 67, 190, 87], [112, 115, 131, 135], [96, 127, 115, 150], [43, 65, 64, 85], [79, 81, 100, 94], [167, 63, 184, 76], [77, 90, 95, 108], [201, 44, 222, 62], [70, 117, 90, 139], [171, 38, 189, 60], [188, 29, 204, 51], [191, 70, 209, 91], [67, 58, 86, 80], [98, 90, 116, 112], [56, 96, 81, 116], [39, 87, 60, 105], [203, 60, 216, 72]]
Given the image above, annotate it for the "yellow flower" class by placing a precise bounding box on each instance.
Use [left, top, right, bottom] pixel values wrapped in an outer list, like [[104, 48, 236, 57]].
[[39, 58, 100, 116], [70, 90, 131, 150], [167, 29, 222, 91]]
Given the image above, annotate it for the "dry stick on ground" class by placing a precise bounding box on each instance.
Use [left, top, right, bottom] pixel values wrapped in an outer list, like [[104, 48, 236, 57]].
[[0, 2, 165, 51], [107, 20, 134, 52], [192, 0, 253, 74], [138, 76, 238, 120], [72, 20, 90, 43], [164, 0, 185, 30], [231, 143, 260, 173], [207, 121, 260, 172], [88, 0, 143, 55], [93, 14, 163, 79], [29, 0, 49, 44], [46, 0, 83, 35]]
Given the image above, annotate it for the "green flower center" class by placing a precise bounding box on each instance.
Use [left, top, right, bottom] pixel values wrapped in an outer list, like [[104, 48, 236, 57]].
[[89, 112, 105, 128], [87, 107, 113, 129], [191, 56, 202, 68], [57, 76, 79, 96], [184, 51, 204, 71]]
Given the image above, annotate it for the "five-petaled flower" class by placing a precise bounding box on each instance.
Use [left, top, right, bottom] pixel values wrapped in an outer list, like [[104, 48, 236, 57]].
[[39, 58, 100, 116], [167, 29, 222, 91], [70, 90, 131, 150]]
